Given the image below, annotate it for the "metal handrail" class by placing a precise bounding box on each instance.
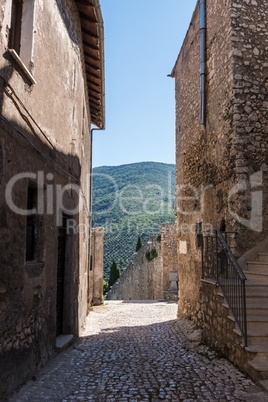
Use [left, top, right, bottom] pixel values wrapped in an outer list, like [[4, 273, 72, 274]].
[[216, 230, 246, 280], [202, 230, 247, 346]]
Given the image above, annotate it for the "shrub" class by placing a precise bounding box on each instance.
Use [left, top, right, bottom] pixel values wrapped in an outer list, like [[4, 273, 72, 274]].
[[145, 248, 158, 262], [156, 234, 161, 243], [103, 280, 109, 295]]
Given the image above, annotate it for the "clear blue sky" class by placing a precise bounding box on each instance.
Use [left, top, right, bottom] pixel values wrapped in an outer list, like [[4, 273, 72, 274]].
[[92, 0, 197, 168]]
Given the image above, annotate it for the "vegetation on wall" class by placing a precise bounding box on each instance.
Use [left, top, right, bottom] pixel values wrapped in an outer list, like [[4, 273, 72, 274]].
[[92, 162, 176, 280], [156, 234, 161, 243], [103, 280, 109, 295], [145, 248, 158, 262]]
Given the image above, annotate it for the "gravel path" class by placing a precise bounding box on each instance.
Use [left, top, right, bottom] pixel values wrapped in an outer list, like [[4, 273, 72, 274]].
[[10, 301, 268, 401]]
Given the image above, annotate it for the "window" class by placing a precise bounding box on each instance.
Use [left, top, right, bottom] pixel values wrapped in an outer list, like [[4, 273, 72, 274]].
[[9, 0, 23, 55], [196, 222, 203, 249], [26, 186, 37, 261], [9, 0, 36, 83]]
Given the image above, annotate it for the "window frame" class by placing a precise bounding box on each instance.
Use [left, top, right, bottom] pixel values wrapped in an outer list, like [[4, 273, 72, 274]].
[[9, 0, 23, 55]]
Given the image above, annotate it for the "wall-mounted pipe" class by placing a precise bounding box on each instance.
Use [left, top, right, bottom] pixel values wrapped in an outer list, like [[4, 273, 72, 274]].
[[200, 0, 206, 125], [88, 127, 105, 289]]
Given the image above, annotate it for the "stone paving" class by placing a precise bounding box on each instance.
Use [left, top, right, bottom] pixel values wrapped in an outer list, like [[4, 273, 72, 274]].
[[10, 301, 268, 402]]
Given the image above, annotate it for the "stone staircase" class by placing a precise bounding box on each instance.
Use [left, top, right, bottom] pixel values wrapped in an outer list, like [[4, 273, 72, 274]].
[[244, 253, 268, 391], [226, 253, 268, 391]]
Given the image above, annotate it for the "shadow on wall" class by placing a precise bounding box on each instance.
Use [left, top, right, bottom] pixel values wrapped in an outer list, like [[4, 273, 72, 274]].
[[55, 0, 80, 46], [0, 65, 83, 398]]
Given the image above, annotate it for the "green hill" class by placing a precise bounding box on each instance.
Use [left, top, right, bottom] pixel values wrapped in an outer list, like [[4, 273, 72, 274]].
[[92, 162, 176, 280]]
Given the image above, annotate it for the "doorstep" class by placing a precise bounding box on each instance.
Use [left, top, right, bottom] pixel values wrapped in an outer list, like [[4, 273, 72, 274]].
[[56, 334, 74, 351]]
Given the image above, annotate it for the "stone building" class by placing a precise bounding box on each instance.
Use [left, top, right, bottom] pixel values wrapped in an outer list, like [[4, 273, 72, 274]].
[[0, 0, 104, 397], [171, 0, 268, 385], [88, 226, 104, 306], [107, 222, 178, 301], [161, 222, 178, 298]]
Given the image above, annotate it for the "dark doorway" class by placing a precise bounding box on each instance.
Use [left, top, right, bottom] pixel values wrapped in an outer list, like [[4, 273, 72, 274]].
[[56, 217, 67, 336]]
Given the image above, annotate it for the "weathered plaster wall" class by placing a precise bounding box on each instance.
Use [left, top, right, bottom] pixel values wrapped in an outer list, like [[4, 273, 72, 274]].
[[107, 238, 163, 301], [0, 0, 92, 397], [89, 227, 104, 306], [161, 222, 178, 291]]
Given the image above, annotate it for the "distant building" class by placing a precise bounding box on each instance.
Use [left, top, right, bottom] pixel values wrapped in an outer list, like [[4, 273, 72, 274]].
[[0, 0, 104, 397], [89, 227, 104, 306], [171, 0, 268, 383]]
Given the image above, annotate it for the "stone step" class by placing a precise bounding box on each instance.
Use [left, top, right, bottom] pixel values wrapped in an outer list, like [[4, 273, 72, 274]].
[[228, 314, 268, 330], [246, 330, 268, 346], [250, 355, 268, 364], [246, 345, 268, 354], [247, 303, 268, 317], [248, 359, 268, 373], [259, 380, 268, 393], [223, 293, 268, 305], [228, 315, 268, 331], [246, 262, 268, 274], [246, 289, 268, 296], [246, 317, 268, 331], [259, 253, 268, 263], [246, 293, 268, 304], [56, 334, 74, 351], [246, 281, 268, 293], [245, 271, 268, 283]]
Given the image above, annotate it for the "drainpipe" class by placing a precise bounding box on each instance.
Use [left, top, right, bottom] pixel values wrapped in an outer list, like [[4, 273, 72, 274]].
[[87, 127, 105, 303], [200, 0, 206, 126]]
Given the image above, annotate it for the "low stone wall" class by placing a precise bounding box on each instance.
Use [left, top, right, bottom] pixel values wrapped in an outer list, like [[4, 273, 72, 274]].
[[106, 238, 163, 301]]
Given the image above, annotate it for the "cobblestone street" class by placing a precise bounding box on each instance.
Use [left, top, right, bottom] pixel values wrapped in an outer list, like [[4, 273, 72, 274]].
[[10, 301, 268, 402]]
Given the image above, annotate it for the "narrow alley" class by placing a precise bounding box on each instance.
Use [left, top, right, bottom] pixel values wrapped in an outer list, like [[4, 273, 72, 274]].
[[10, 301, 268, 402]]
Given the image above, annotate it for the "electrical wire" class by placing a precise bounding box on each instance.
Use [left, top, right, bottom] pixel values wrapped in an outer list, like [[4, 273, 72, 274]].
[[0, 78, 92, 217], [0, 74, 78, 176], [0, 113, 79, 182], [0, 113, 91, 218]]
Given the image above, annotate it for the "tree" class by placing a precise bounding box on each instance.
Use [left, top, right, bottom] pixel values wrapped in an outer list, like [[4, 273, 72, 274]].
[[103, 280, 109, 295], [108, 260, 120, 288], [136, 235, 142, 252]]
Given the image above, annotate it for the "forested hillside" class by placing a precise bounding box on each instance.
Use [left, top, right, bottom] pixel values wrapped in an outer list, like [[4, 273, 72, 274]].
[[92, 162, 176, 280]]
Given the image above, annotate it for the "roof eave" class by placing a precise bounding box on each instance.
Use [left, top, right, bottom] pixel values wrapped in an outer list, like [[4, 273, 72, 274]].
[[76, 0, 105, 129]]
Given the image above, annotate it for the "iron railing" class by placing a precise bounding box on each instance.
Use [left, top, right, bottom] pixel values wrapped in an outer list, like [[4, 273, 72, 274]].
[[202, 230, 247, 346]]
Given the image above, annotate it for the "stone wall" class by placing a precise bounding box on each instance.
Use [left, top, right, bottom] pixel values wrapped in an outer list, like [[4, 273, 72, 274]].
[[229, 0, 268, 254], [107, 238, 163, 301], [172, 0, 268, 317], [0, 0, 102, 397], [193, 281, 254, 377], [161, 222, 178, 291], [172, 0, 235, 318]]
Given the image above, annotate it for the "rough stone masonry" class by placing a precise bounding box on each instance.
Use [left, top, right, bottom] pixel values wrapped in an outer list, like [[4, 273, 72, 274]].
[[171, 0, 268, 381]]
